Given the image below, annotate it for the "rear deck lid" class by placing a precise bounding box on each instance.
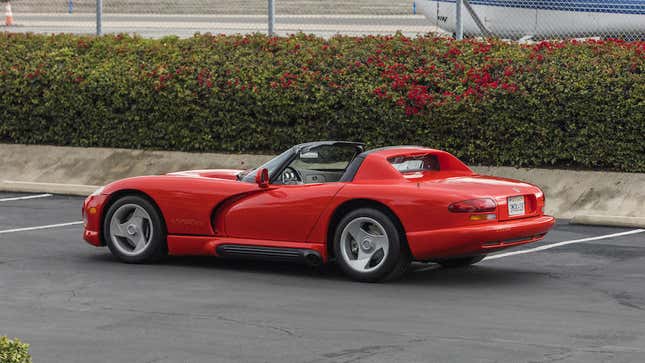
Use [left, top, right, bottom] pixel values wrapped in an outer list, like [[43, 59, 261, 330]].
[[420, 174, 545, 220]]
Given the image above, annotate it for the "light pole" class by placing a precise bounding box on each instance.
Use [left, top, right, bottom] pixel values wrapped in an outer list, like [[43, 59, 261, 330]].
[[268, 0, 275, 36], [455, 0, 463, 40], [96, 0, 102, 35]]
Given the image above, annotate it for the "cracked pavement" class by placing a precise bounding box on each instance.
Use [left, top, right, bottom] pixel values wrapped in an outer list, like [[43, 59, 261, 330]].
[[1, 192, 644, 362]]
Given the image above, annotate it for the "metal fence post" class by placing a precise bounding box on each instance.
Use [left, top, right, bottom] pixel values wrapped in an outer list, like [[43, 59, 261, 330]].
[[455, 0, 463, 40], [96, 0, 102, 35], [268, 0, 275, 36], [462, 0, 492, 37]]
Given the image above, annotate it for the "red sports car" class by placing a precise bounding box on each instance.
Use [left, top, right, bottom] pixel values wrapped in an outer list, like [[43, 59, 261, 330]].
[[82, 141, 555, 282]]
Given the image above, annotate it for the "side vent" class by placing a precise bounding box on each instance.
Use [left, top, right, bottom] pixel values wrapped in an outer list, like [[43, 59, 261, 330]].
[[216, 245, 322, 266]]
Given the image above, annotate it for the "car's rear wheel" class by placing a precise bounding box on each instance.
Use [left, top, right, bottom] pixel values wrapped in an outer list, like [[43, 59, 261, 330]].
[[333, 208, 411, 282], [435, 255, 485, 268], [103, 195, 167, 263]]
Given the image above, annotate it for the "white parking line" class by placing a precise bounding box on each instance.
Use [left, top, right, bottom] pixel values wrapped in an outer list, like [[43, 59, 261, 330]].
[[0, 193, 53, 202], [0, 221, 84, 234], [484, 229, 645, 260]]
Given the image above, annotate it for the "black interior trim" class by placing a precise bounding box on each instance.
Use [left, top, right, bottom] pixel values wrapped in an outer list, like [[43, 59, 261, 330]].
[[339, 155, 365, 182]]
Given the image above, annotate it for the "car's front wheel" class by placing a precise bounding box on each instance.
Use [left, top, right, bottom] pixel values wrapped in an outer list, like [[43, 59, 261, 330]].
[[333, 208, 411, 282], [103, 195, 167, 263]]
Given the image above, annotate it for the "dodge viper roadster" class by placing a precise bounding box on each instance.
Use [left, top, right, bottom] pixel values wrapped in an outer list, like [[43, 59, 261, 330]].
[[83, 141, 555, 282]]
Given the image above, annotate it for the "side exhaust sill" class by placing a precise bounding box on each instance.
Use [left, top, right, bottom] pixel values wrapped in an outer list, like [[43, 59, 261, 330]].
[[215, 244, 322, 267]]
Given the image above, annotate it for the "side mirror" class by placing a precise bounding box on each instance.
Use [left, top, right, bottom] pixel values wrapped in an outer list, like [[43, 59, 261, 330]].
[[255, 168, 269, 188]]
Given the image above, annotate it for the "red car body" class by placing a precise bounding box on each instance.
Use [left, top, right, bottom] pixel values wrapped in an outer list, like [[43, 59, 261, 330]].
[[83, 144, 554, 264]]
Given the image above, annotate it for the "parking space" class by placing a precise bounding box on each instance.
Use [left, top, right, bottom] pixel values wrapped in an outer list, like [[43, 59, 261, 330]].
[[0, 192, 81, 230], [0, 192, 36, 200], [1, 192, 644, 363]]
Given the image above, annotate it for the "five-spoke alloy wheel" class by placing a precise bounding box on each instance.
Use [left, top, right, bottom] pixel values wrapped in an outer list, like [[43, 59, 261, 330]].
[[103, 195, 167, 263], [334, 208, 410, 282]]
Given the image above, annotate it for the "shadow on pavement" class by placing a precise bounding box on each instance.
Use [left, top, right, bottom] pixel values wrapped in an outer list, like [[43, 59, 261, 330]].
[[87, 252, 551, 286]]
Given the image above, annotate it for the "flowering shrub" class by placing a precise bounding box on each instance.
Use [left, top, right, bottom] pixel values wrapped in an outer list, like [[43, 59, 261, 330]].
[[0, 32, 643, 171], [0, 336, 31, 363]]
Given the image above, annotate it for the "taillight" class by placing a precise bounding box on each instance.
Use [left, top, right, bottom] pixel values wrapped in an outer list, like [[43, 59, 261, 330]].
[[448, 198, 497, 213]]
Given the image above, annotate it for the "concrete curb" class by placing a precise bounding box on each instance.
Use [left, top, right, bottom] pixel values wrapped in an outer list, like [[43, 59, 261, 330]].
[[0, 181, 100, 196], [571, 215, 645, 229]]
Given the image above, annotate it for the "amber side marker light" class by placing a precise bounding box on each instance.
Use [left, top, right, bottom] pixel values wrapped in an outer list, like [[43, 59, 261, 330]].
[[469, 213, 497, 221], [83, 207, 97, 227], [449, 198, 497, 213]]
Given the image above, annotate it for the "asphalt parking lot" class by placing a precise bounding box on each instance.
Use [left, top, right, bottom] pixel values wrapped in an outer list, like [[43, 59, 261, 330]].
[[1, 192, 644, 363]]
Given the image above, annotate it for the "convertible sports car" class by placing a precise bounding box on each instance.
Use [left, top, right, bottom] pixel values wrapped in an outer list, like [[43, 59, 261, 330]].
[[83, 141, 555, 282]]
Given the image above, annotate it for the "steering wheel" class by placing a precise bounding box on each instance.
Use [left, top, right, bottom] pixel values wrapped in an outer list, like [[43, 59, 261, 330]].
[[281, 166, 303, 184]]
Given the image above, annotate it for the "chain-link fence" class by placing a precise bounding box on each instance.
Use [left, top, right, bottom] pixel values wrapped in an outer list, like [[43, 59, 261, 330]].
[[10, 0, 411, 14], [417, 0, 645, 40], [2, 1, 433, 37], [2, 0, 644, 39]]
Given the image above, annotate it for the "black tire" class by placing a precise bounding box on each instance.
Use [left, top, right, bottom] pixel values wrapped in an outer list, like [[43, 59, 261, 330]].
[[103, 195, 167, 263], [333, 208, 411, 282], [435, 255, 485, 268]]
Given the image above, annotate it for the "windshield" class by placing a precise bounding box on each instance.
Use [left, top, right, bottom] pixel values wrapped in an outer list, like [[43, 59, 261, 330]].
[[277, 144, 360, 184], [239, 142, 363, 184], [240, 148, 294, 183]]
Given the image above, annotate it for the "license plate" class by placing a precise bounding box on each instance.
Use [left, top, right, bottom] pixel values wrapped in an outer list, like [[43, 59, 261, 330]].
[[508, 196, 525, 216]]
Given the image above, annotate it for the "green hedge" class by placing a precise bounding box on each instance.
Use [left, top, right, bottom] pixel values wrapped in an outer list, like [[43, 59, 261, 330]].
[[0, 337, 31, 363], [0, 33, 643, 171]]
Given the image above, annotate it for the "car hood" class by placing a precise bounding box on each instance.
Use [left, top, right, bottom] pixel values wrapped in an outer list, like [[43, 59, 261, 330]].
[[166, 169, 245, 180]]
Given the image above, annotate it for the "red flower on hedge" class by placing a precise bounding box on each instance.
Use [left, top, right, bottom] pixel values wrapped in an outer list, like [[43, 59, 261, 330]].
[[464, 87, 477, 97], [501, 83, 518, 93], [373, 87, 387, 98], [25, 69, 41, 80], [474, 43, 491, 54], [407, 85, 432, 108], [446, 47, 462, 57], [405, 105, 420, 116], [280, 72, 298, 88], [533, 41, 553, 52]]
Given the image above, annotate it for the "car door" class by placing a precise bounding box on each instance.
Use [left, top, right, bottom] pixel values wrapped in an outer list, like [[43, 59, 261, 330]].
[[221, 182, 345, 242], [221, 143, 361, 243]]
